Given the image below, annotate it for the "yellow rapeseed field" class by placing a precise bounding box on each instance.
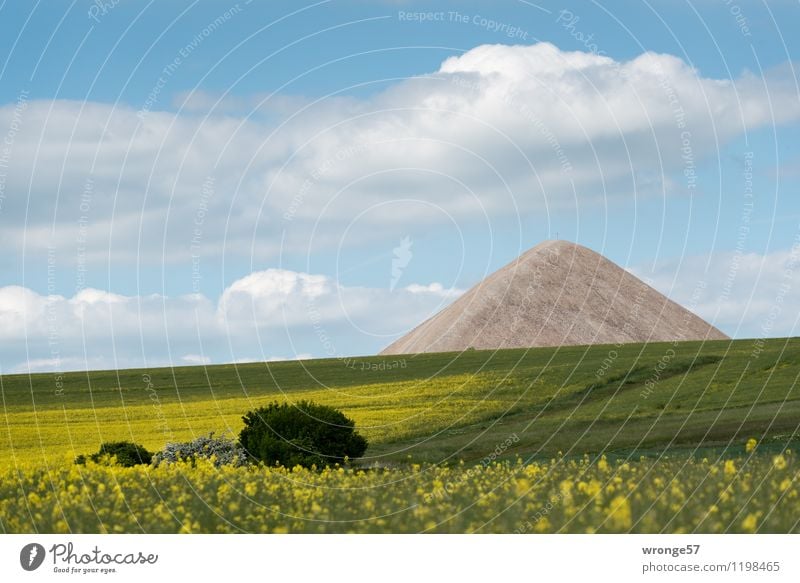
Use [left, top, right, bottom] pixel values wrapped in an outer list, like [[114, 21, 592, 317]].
[[0, 373, 514, 465], [1, 450, 797, 533]]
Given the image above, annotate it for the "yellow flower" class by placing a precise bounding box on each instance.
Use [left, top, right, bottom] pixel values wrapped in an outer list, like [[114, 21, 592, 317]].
[[773, 455, 788, 470], [534, 517, 552, 533], [741, 513, 758, 533], [745, 438, 757, 453], [585, 479, 602, 497], [607, 496, 632, 531], [724, 460, 737, 476]]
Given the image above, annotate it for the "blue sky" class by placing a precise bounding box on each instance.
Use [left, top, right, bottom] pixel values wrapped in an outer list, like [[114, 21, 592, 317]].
[[0, 0, 798, 372]]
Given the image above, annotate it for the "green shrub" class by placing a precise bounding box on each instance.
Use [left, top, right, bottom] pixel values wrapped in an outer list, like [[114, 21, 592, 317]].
[[75, 441, 152, 467], [239, 401, 368, 468]]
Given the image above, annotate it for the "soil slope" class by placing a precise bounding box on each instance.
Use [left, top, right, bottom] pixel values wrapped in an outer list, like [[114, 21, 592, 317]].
[[381, 240, 728, 354]]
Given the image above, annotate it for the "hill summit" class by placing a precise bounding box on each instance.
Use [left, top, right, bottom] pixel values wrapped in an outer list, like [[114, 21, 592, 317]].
[[381, 240, 728, 355]]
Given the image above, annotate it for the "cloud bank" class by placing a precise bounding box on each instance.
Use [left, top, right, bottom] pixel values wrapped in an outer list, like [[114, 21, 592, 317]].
[[634, 243, 800, 341], [0, 269, 461, 373], [2, 42, 797, 269]]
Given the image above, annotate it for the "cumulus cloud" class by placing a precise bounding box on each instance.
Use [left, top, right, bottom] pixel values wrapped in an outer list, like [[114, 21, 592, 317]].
[[0, 269, 462, 372], [265, 354, 313, 363], [632, 244, 800, 340], [180, 354, 212, 365], [2, 43, 798, 270], [404, 282, 463, 298]]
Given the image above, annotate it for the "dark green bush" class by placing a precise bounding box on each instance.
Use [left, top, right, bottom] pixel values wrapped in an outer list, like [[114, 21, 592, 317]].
[[239, 401, 368, 468], [75, 441, 152, 467]]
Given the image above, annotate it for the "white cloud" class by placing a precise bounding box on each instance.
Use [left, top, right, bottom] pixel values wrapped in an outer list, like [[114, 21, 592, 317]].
[[632, 244, 800, 339], [265, 353, 313, 363], [2, 43, 797, 269], [404, 282, 463, 298], [180, 354, 212, 365], [0, 270, 461, 372], [218, 269, 333, 326], [217, 269, 461, 338]]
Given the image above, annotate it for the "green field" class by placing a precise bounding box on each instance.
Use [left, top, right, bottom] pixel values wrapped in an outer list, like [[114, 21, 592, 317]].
[[3, 337, 800, 533], [2, 337, 799, 465]]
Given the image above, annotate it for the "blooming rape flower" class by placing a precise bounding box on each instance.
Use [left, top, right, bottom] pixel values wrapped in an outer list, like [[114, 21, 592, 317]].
[[0, 452, 798, 534], [607, 496, 632, 530], [741, 513, 759, 533]]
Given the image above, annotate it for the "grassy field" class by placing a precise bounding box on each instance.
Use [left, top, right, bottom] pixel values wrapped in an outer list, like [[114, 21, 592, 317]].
[[2, 337, 800, 533], [2, 337, 799, 466]]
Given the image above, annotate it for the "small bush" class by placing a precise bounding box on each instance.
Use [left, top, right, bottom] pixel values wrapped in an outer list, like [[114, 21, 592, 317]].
[[239, 401, 368, 468], [75, 441, 152, 467], [153, 433, 248, 467]]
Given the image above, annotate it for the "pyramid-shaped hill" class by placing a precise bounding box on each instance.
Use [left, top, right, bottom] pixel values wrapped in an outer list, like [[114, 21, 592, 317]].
[[381, 240, 728, 355]]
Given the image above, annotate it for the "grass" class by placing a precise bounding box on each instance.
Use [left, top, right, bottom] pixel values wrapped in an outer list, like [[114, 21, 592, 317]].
[[1, 336, 799, 467]]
